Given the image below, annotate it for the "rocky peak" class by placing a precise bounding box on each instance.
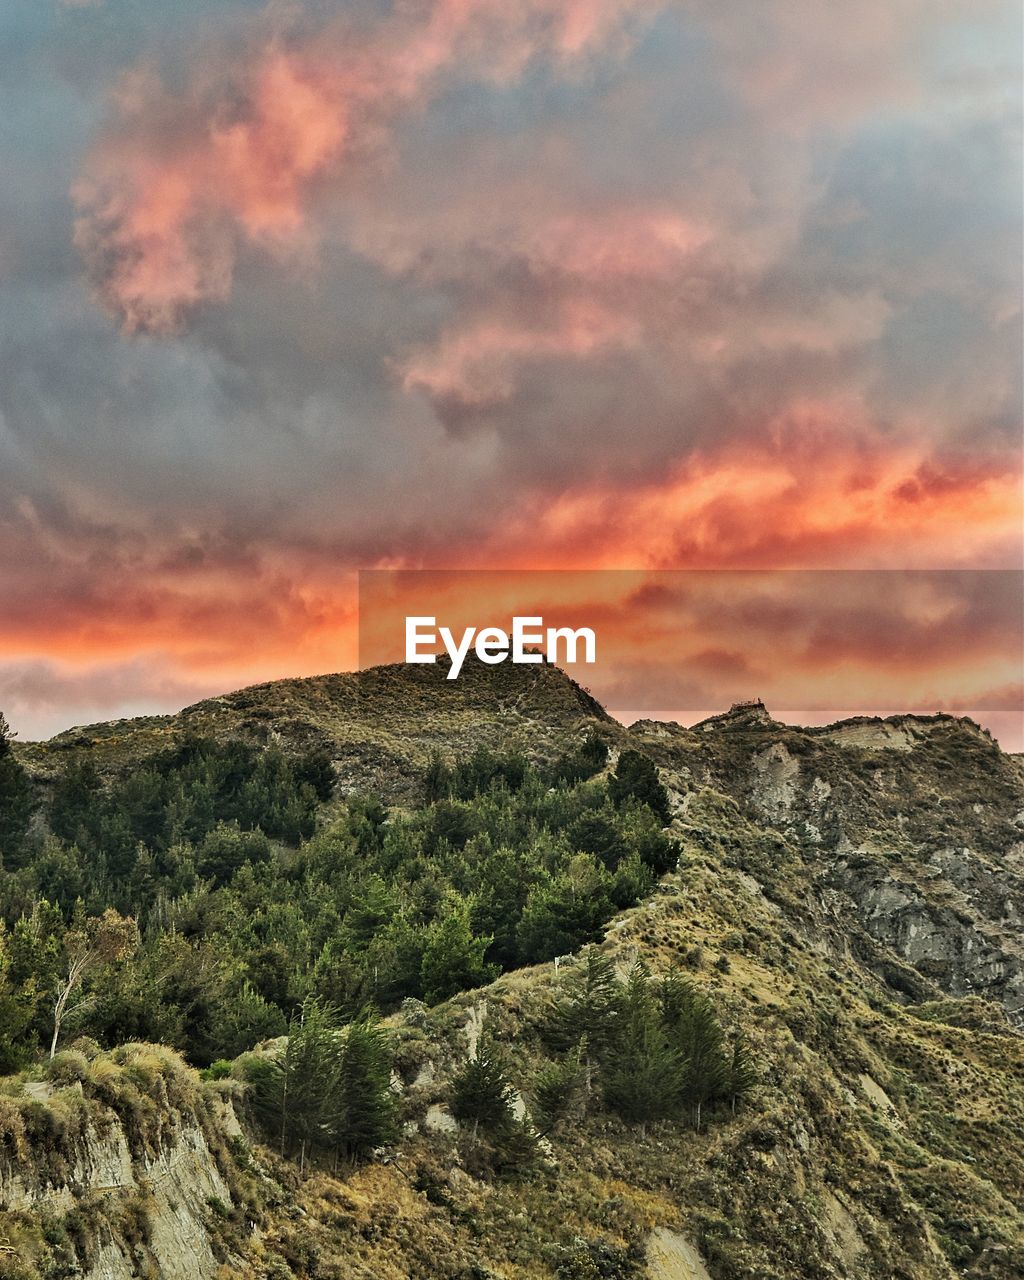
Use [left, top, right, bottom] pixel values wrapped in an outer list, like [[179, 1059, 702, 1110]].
[[816, 712, 995, 752], [693, 698, 777, 732]]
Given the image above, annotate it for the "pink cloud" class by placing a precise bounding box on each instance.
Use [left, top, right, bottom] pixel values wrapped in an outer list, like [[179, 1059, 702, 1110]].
[[401, 299, 639, 409], [73, 0, 653, 332], [479, 403, 1023, 571]]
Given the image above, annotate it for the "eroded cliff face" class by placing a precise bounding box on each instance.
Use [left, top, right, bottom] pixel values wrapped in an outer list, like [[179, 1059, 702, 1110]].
[[0, 1047, 237, 1280], [633, 709, 1024, 1027], [826, 849, 1024, 1023], [87, 1122, 228, 1280]]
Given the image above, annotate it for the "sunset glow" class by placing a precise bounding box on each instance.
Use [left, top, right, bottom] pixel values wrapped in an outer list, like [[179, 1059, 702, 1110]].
[[0, 0, 1020, 743]]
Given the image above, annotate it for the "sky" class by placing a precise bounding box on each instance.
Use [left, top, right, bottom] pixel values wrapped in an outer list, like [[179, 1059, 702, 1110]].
[[0, 0, 1021, 744]]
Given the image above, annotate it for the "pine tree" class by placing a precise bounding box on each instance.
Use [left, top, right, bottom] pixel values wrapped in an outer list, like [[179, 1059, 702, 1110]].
[[342, 875, 400, 952], [215, 983, 287, 1059], [725, 1033, 758, 1114], [660, 972, 731, 1130], [488, 1113, 542, 1178], [421, 750, 453, 803], [0, 712, 36, 869], [294, 749, 336, 802], [0, 921, 38, 1072], [602, 963, 680, 1134], [254, 996, 341, 1167], [516, 854, 614, 964], [420, 898, 496, 1004], [332, 1012, 398, 1161], [531, 1039, 586, 1135], [608, 750, 671, 824], [580, 732, 609, 770], [551, 731, 608, 786], [450, 1035, 514, 1137], [545, 947, 621, 1091], [49, 758, 102, 847], [565, 811, 627, 870]]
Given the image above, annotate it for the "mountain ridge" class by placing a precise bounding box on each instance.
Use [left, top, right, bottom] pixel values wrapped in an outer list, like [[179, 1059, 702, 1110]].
[[16, 659, 1004, 768], [3, 661, 1023, 1278]]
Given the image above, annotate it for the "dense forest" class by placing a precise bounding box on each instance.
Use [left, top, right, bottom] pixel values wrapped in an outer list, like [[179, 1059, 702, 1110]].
[[0, 711, 752, 1167]]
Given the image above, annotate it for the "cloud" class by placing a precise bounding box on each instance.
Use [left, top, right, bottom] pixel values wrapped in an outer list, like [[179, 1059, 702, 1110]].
[[355, 566, 1023, 746], [0, 658, 215, 740], [0, 0, 1018, 742], [72, 0, 654, 332], [682, 0, 1016, 126], [476, 405, 1022, 571]]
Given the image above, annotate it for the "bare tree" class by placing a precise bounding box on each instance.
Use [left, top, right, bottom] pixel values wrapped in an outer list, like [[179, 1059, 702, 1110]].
[[50, 909, 138, 1059]]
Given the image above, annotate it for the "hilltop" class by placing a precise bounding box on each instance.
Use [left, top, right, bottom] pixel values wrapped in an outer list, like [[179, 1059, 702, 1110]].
[[16, 657, 611, 800]]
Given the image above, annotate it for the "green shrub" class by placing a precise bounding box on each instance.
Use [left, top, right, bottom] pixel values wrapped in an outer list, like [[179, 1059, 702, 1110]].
[[45, 1051, 89, 1088]]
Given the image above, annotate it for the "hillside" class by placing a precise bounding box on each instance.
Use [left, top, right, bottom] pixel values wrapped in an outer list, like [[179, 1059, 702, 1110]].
[[1, 664, 1022, 1280]]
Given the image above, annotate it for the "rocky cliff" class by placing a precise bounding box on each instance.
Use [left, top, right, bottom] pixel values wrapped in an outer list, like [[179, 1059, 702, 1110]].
[[0, 1045, 239, 1279]]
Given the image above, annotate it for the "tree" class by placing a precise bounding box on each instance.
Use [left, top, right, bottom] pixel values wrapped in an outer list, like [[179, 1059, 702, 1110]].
[[449, 1035, 515, 1138], [660, 972, 731, 1130], [49, 757, 102, 846], [565, 811, 627, 870], [0, 921, 38, 1072], [50, 908, 138, 1058], [30, 836, 87, 912], [345, 795, 388, 854], [254, 996, 341, 1167], [619, 804, 680, 875], [421, 751, 453, 804], [250, 999, 396, 1169], [580, 732, 609, 769], [294, 750, 336, 803], [602, 963, 680, 1134], [551, 731, 608, 786], [195, 822, 272, 886], [361, 917, 428, 1007], [420, 899, 496, 1004], [725, 1033, 758, 1114], [531, 1039, 586, 1136], [516, 855, 614, 964], [0, 711, 36, 869], [546, 946, 621, 1092], [341, 875, 400, 952], [0, 712, 14, 757], [608, 750, 671, 824], [471, 844, 537, 968], [213, 983, 287, 1059], [332, 1012, 398, 1160], [119, 768, 169, 850], [426, 801, 478, 853]]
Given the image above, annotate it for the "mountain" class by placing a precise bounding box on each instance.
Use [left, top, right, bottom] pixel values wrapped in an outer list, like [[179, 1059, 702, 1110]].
[[17, 657, 611, 800], [3, 662, 1023, 1280]]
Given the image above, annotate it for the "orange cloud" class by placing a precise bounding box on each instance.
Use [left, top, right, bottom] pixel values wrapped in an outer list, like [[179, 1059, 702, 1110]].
[[73, 46, 352, 332], [354, 565, 1022, 745], [2, 484, 1019, 745], [480, 408, 1023, 571], [401, 300, 639, 409], [396, 209, 711, 409], [72, 0, 652, 332]]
